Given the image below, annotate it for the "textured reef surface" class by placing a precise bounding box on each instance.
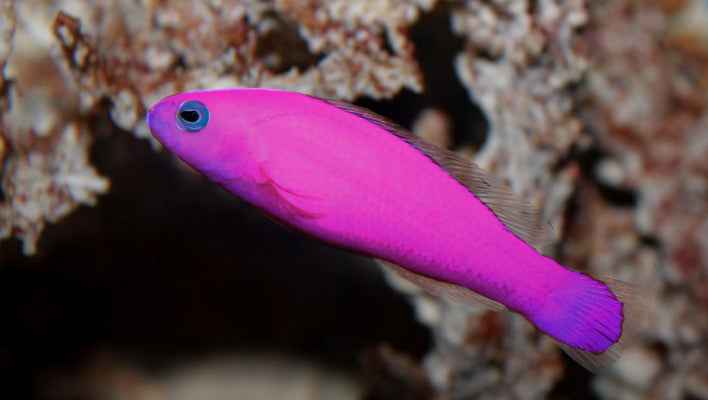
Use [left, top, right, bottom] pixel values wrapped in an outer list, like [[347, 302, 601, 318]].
[[1, 0, 707, 399]]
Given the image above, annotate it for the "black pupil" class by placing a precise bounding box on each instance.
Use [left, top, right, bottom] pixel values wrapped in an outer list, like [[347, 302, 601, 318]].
[[180, 110, 200, 123]]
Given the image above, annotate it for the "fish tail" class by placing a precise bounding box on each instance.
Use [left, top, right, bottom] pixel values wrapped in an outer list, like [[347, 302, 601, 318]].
[[533, 273, 648, 373]]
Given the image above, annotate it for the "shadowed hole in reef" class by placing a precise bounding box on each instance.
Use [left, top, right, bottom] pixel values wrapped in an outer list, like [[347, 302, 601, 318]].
[[571, 140, 639, 207], [354, 2, 489, 151], [0, 111, 432, 397], [254, 11, 324, 74], [549, 353, 598, 400]]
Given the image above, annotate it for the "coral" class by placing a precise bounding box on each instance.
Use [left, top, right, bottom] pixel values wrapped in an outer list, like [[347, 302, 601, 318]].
[[452, 0, 587, 206], [0, 1, 109, 255], [0, 0, 431, 254], [569, 0, 708, 398], [269, 0, 430, 99], [50, 0, 432, 137]]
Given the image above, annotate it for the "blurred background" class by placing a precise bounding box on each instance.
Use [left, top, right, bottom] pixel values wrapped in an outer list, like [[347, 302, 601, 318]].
[[1, 1, 707, 399]]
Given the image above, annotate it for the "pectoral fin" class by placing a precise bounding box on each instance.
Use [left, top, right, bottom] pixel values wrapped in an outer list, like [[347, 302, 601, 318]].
[[256, 165, 323, 220]]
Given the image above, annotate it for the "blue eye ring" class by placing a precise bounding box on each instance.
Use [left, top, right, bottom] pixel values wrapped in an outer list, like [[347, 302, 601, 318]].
[[176, 101, 209, 132]]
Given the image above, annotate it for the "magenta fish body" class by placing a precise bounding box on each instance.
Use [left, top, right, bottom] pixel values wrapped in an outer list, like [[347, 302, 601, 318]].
[[147, 88, 646, 372]]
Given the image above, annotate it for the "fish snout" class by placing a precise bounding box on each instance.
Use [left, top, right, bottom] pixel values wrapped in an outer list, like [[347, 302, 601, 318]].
[[146, 107, 175, 148]]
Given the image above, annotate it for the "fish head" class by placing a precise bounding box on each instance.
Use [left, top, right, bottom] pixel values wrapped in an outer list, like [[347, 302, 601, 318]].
[[147, 90, 238, 177]]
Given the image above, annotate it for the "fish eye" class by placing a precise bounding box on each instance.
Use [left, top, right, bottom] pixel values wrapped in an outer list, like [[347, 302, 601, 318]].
[[176, 101, 209, 132]]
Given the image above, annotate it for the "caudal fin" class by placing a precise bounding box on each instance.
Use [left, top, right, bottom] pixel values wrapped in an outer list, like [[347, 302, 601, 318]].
[[555, 277, 648, 373]]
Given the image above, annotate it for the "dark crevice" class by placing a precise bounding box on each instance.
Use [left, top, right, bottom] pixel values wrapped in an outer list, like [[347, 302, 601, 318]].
[[169, 54, 187, 73], [639, 234, 661, 248], [354, 2, 489, 151], [570, 139, 639, 207], [380, 27, 396, 55], [549, 353, 599, 400], [255, 12, 324, 74], [0, 113, 431, 397], [597, 184, 638, 207]]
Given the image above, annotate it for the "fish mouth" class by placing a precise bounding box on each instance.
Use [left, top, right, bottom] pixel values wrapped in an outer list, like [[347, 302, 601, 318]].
[[146, 108, 175, 148]]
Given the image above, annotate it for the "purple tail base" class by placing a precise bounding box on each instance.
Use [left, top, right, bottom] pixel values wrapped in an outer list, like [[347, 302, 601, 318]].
[[550, 277, 648, 373]]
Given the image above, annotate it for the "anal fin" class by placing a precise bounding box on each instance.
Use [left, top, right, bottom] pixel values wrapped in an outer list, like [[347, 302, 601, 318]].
[[377, 259, 506, 312]]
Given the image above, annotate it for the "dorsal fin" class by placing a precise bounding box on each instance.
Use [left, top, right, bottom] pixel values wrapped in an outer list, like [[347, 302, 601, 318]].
[[322, 99, 552, 248]]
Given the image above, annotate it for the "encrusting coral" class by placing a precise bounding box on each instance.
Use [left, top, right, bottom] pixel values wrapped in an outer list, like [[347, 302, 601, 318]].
[[1, 0, 431, 255], [570, 0, 708, 398], [0, 0, 109, 255]]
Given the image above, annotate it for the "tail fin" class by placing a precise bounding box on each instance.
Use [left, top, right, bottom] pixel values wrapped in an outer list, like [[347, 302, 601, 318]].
[[557, 277, 648, 373], [532, 274, 648, 373]]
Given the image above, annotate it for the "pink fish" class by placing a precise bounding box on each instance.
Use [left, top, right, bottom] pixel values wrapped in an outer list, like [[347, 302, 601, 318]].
[[147, 88, 647, 372]]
